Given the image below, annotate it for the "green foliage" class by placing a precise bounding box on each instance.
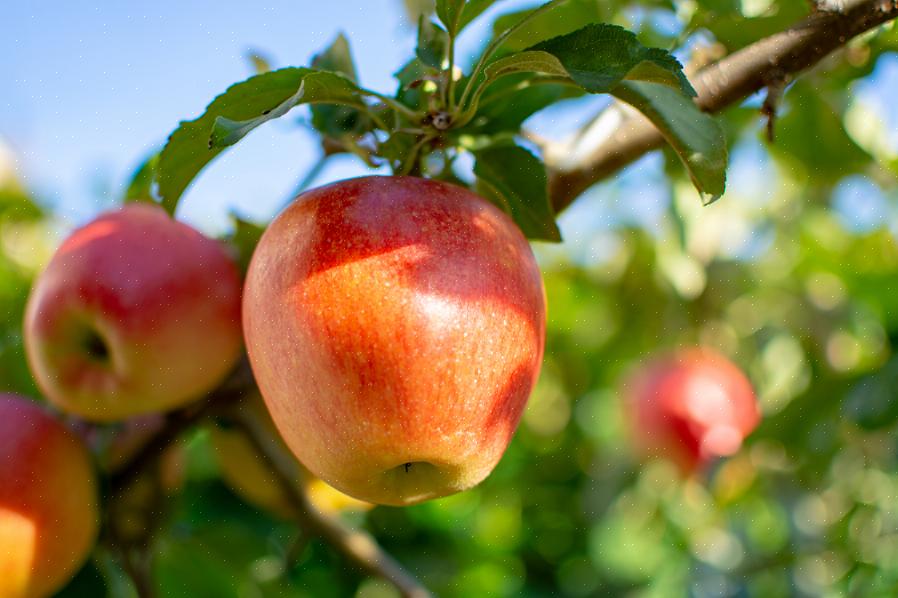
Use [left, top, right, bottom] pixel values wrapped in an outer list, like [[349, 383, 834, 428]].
[[5, 0, 898, 596], [473, 144, 561, 241], [152, 0, 724, 240], [612, 81, 727, 203]]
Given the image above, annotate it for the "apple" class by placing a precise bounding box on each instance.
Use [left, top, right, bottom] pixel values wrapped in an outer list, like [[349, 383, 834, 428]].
[[24, 204, 243, 422], [243, 176, 546, 506], [624, 348, 761, 473], [210, 395, 371, 517], [0, 394, 99, 598]]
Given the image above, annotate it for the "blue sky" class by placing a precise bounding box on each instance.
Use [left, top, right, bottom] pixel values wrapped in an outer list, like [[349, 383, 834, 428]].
[[2, 2, 896, 240], [1, 0, 536, 233]]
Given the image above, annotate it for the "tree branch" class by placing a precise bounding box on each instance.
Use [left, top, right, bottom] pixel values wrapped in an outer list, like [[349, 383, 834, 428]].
[[546, 0, 898, 212], [108, 357, 254, 495], [232, 405, 433, 598]]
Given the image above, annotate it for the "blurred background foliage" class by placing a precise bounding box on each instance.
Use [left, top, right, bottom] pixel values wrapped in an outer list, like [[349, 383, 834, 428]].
[[2, 0, 898, 596]]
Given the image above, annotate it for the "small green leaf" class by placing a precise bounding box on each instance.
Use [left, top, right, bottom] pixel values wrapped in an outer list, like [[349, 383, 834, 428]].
[[310, 34, 371, 138], [157, 67, 311, 214], [483, 50, 569, 81], [612, 81, 727, 204], [416, 16, 448, 69], [458, 0, 502, 31], [435, 0, 465, 35], [210, 71, 366, 148], [473, 144, 561, 242], [245, 49, 273, 74], [310, 33, 358, 81], [123, 152, 160, 203], [226, 214, 266, 274], [527, 24, 695, 96]]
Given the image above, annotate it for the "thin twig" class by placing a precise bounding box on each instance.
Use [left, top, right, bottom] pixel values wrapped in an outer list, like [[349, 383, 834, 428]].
[[107, 357, 254, 495], [231, 405, 433, 598]]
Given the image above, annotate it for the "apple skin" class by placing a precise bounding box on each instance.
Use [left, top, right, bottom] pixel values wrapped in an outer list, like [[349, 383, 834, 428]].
[[24, 204, 243, 422], [0, 394, 99, 598], [210, 395, 371, 517], [624, 348, 761, 474], [243, 176, 546, 506]]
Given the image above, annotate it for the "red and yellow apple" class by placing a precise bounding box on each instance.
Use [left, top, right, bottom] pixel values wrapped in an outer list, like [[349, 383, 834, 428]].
[[0, 394, 99, 598], [24, 204, 243, 422], [243, 176, 546, 506], [624, 348, 760, 473], [210, 395, 370, 517]]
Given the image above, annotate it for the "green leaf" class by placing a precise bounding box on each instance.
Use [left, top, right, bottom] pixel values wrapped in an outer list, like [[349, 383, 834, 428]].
[[226, 214, 266, 274], [157, 68, 372, 214], [459, 0, 502, 31], [416, 16, 449, 69], [123, 151, 160, 203], [490, 0, 610, 53], [470, 74, 582, 135], [436, 0, 465, 35], [527, 24, 695, 96], [310, 33, 358, 81], [210, 71, 367, 148], [611, 81, 727, 204], [472, 144, 561, 241], [483, 50, 569, 81], [310, 34, 371, 138], [157, 67, 310, 214]]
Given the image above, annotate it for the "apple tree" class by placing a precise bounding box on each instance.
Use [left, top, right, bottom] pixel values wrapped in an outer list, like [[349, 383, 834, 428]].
[[2, 0, 898, 596]]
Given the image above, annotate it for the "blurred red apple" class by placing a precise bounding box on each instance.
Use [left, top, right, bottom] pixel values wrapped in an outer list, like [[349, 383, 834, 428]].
[[24, 204, 243, 422], [243, 176, 546, 506], [0, 394, 99, 598], [624, 348, 760, 473]]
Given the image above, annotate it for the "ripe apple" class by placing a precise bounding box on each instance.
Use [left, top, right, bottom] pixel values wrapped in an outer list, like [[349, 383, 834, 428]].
[[24, 204, 243, 422], [210, 395, 371, 517], [624, 348, 761, 473], [0, 394, 99, 598], [243, 176, 546, 506]]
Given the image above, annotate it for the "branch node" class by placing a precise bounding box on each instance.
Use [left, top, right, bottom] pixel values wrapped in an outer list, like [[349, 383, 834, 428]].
[[761, 73, 789, 143]]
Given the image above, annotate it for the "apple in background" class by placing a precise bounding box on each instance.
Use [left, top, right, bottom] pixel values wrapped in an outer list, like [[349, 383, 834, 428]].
[[24, 204, 243, 422], [243, 176, 546, 506], [210, 395, 371, 517], [624, 348, 761, 474], [0, 394, 99, 598]]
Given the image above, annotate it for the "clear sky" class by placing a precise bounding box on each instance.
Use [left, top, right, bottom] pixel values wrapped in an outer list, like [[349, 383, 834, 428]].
[[0, 0, 537, 232], [2, 1, 896, 242]]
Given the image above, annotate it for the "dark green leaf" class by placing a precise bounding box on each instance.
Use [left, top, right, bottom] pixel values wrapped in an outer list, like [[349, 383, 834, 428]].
[[416, 16, 449, 68], [226, 214, 266, 274], [612, 81, 727, 203], [310, 33, 358, 81], [527, 24, 695, 96], [436, 0, 465, 35], [471, 75, 582, 134], [311, 34, 374, 139], [843, 357, 898, 430], [473, 144, 561, 241], [157, 67, 312, 214], [123, 151, 160, 203]]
